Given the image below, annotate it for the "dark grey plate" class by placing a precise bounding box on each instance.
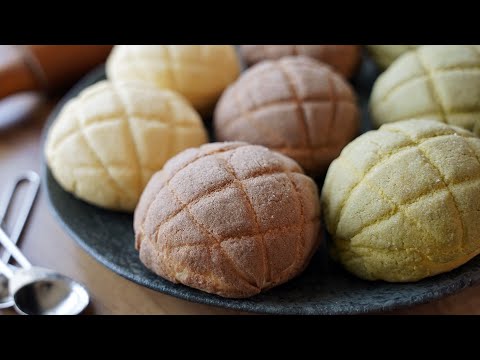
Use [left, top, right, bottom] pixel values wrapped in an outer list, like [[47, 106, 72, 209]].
[[42, 57, 480, 315]]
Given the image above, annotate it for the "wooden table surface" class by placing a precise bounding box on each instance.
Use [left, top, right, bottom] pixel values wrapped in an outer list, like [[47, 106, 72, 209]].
[[1, 94, 480, 315]]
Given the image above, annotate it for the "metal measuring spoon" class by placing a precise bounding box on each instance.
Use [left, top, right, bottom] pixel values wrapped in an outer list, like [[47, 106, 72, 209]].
[[0, 227, 89, 315], [0, 171, 40, 309]]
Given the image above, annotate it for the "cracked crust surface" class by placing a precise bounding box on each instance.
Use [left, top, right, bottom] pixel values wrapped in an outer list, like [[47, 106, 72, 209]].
[[106, 45, 241, 115], [214, 56, 360, 176], [135, 142, 322, 298], [45, 80, 208, 212], [370, 45, 480, 136], [240, 45, 361, 79], [321, 119, 480, 282]]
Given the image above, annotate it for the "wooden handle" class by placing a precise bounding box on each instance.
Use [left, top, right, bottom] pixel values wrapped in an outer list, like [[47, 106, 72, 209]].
[[0, 45, 113, 100], [0, 45, 38, 99]]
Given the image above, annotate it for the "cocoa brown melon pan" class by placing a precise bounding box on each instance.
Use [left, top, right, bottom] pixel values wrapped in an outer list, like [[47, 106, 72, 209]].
[[41, 58, 480, 315]]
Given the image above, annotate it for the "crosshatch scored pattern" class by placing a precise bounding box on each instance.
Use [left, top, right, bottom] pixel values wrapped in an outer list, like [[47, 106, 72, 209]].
[[46, 81, 206, 211], [106, 45, 240, 113], [136, 142, 321, 297], [324, 120, 480, 280], [371, 46, 480, 130], [215, 57, 358, 172]]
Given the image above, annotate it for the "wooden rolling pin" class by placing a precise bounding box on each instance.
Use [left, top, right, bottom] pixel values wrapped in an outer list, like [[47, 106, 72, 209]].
[[0, 45, 113, 100]]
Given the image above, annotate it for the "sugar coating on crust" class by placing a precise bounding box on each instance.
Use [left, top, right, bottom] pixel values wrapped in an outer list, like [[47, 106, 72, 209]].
[[106, 45, 241, 115], [370, 45, 480, 136], [214, 56, 360, 176], [240, 45, 361, 79], [135, 142, 322, 298], [45, 80, 208, 212], [321, 119, 480, 282]]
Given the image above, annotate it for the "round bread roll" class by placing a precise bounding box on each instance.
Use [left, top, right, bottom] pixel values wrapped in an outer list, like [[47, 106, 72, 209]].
[[45, 80, 208, 212], [321, 119, 480, 282], [240, 45, 361, 78], [134, 142, 321, 298], [370, 45, 480, 136], [214, 56, 360, 176], [366, 45, 419, 70], [106, 45, 241, 115]]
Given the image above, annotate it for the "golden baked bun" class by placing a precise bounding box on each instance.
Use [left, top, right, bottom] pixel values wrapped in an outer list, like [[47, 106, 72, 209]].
[[214, 56, 360, 176], [45, 80, 208, 212], [366, 45, 419, 70], [134, 142, 322, 298], [106, 45, 241, 115], [370, 45, 480, 136], [240, 45, 362, 78], [321, 119, 480, 282]]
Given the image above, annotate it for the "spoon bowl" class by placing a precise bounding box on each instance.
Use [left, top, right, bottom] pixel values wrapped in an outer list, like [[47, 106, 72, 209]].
[[10, 267, 89, 315], [0, 227, 90, 315], [0, 171, 88, 315]]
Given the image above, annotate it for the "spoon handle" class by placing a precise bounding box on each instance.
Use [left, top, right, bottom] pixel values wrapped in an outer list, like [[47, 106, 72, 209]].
[[0, 227, 31, 269], [0, 171, 40, 264], [0, 259, 13, 278]]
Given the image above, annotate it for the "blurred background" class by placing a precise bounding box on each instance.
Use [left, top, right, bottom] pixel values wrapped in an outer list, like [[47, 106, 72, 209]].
[[0, 45, 112, 131]]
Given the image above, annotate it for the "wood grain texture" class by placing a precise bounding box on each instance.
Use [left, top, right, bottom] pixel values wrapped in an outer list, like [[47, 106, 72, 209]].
[[0, 96, 479, 315]]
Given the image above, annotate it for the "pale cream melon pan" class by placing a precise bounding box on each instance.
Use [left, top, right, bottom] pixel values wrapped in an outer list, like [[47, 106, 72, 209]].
[[45, 80, 208, 212], [322, 119, 480, 282]]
